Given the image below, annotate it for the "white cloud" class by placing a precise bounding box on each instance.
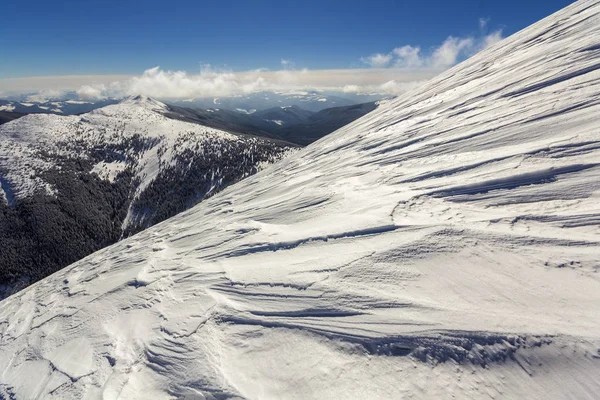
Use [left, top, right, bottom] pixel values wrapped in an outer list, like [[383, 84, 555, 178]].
[[360, 27, 503, 71], [0, 66, 447, 101], [377, 79, 428, 95], [393, 45, 424, 68], [342, 84, 360, 93], [36, 66, 434, 99], [281, 59, 295, 69], [481, 30, 503, 50], [25, 89, 68, 103], [76, 84, 108, 101], [360, 53, 393, 68], [430, 36, 475, 68], [479, 17, 490, 30]]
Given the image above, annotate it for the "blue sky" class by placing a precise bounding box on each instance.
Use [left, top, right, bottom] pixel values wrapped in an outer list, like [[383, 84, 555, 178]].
[[1, 0, 573, 78]]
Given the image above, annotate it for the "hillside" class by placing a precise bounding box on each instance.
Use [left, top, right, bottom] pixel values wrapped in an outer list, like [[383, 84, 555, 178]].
[[275, 102, 378, 145], [1, 1, 600, 399], [0, 111, 26, 125], [164, 102, 377, 145], [0, 96, 293, 298]]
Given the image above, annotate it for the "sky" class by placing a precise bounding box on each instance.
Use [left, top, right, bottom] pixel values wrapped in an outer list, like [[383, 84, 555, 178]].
[[0, 0, 575, 100]]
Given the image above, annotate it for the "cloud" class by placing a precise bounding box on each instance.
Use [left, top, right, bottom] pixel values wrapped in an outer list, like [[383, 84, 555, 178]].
[[25, 89, 68, 102], [124, 66, 269, 99], [342, 84, 360, 93], [479, 17, 490, 30], [0, 21, 505, 102], [393, 46, 424, 68], [76, 84, 108, 101], [430, 36, 475, 68], [481, 30, 503, 49], [377, 79, 428, 95], [360, 53, 393, 68], [0, 66, 450, 101], [360, 24, 503, 70], [280, 59, 295, 69]]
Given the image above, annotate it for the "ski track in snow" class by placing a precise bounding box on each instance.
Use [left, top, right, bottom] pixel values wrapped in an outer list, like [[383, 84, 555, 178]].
[[2, 2, 600, 399]]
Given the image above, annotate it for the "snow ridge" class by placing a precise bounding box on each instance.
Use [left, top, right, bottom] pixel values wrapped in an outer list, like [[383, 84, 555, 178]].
[[1, 1, 600, 399]]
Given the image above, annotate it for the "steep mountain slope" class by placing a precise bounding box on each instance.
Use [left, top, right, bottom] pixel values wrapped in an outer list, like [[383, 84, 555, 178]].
[[2, 1, 600, 399], [0, 96, 293, 298]]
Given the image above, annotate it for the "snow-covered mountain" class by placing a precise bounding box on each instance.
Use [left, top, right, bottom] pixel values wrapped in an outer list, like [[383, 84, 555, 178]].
[[0, 95, 294, 298], [0, 98, 119, 115], [165, 102, 378, 145], [2, 1, 600, 399]]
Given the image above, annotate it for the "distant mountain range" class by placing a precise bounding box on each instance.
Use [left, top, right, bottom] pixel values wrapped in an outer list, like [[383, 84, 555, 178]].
[[0, 98, 119, 115], [167, 90, 383, 112], [1, 89, 384, 115], [0, 96, 379, 146], [165, 102, 378, 145]]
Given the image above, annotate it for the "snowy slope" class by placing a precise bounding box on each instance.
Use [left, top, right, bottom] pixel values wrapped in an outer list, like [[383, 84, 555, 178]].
[[2, 1, 600, 399], [0, 96, 293, 298]]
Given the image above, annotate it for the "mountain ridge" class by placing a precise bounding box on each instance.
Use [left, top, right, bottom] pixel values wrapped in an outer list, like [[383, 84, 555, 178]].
[[0, 98, 294, 298]]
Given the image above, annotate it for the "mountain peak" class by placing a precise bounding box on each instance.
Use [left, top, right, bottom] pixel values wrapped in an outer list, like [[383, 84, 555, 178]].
[[120, 95, 168, 110]]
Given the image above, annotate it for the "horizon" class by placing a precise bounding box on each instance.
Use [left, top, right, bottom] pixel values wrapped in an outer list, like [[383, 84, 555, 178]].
[[0, 0, 573, 101]]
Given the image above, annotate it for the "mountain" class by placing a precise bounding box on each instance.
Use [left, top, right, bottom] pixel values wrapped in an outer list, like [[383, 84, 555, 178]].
[[275, 102, 378, 145], [0, 98, 119, 115], [0, 111, 26, 125], [165, 102, 377, 145], [0, 96, 377, 146], [1, 1, 600, 399], [252, 105, 316, 126], [160, 105, 285, 141], [169, 90, 367, 112], [0, 95, 294, 298]]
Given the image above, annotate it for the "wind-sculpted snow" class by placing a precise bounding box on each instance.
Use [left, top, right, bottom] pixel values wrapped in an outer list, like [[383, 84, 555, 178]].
[[2, 2, 600, 399]]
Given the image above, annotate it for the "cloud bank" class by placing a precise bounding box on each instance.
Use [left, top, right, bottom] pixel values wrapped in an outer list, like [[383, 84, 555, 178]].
[[360, 29, 503, 70], [0, 22, 503, 101]]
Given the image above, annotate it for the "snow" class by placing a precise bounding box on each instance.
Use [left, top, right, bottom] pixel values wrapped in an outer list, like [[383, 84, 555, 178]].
[[267, 119, 284, 125], [1, 1, 600, 398], [236, 108, 257, 115], [0, 104, 15, 112], [317, 98, 327, 102], [90, 161, 128, 183]]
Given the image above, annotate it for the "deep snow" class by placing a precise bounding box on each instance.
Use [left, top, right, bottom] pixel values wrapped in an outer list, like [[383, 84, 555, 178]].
[[1, 1, 600, 399]]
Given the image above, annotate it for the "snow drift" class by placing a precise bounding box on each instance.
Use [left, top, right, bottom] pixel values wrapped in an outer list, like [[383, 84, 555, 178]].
[[1, 1, 600, 399]]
